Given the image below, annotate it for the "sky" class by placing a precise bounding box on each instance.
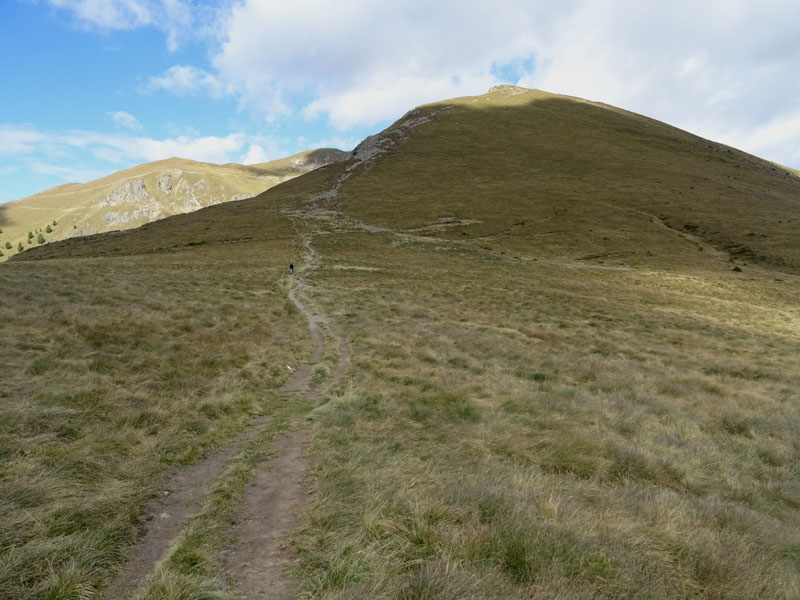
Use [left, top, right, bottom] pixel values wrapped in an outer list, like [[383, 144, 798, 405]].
[[1, 0, 799, 203]]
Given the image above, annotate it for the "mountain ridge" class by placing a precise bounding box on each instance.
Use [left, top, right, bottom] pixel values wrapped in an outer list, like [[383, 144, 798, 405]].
[[0, 148, 347, 260]]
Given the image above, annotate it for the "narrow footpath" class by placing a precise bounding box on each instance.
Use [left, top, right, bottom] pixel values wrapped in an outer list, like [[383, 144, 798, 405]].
[[223, 236, 350, 598], [102, 229, 348, 600]]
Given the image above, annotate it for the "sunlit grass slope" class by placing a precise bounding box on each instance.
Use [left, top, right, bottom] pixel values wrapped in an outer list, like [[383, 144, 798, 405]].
[[299, 232, 800, 599], [5, 86, 800, 599], [0, 148, 346, 262]]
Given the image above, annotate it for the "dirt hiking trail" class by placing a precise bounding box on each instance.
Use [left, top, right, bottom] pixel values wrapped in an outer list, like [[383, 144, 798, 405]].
[[102, 415, 273, 599], [223, 236, 350, 598], [103, 229, 348, 599]]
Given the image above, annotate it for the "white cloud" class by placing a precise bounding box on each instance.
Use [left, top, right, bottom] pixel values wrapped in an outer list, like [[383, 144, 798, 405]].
[[192, 0, 800, 168], [725, 110, 800, 168], [126, 133, 247, 163], [145, 65, 224, 97], [211, 0, 548, 126], [108, 110, 142, 130], [0, 126, 47, 154], [46, 0, 192, 50], [0, 124, 252, 173], [240, 143, 269, 164], [31, 162, 111, 182], [47, 0, 152, 29]]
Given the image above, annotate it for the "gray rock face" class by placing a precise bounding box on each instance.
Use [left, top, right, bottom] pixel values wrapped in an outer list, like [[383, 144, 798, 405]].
[[351, 111, 438, 162], [97, 179, 153, 207], [158, 172, 173, 193], [101, 207, 158, 226], [351, 134, 392, 161]]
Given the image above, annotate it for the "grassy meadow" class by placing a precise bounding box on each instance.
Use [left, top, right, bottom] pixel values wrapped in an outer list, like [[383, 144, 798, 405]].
[[297, 229, 800, 599], [3, 86, 800, 598], [0, 233, 310, 599]]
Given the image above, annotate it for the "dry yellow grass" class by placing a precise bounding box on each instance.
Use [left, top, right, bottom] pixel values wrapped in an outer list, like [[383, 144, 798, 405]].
[[297, 229, 800, 599], [4, 86, 800, 598]]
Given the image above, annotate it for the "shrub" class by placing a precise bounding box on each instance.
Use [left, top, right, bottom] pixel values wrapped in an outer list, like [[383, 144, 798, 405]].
[[37, 233, 45, 244], [46, 225, 52, 233], [17, 242, 23, 252], [28, 231, 33, 240], [4, 241, 11, 249]]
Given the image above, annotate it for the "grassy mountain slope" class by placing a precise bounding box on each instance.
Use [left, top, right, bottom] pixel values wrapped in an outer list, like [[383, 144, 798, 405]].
[[4, 87, 800, 599], [0, 148, 346, 261], [341, 86, 800, 273]]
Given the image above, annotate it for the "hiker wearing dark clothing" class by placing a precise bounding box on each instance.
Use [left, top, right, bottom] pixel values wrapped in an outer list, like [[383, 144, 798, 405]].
[[289, 263, 294, 274]]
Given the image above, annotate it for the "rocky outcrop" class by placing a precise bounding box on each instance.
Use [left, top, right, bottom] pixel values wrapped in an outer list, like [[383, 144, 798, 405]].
[[352, 111, 441, 161], [97, 179, 153, 207], [158, 169, 183, 193], [158, 172, 172, 193], [101, 207, 158, 227]]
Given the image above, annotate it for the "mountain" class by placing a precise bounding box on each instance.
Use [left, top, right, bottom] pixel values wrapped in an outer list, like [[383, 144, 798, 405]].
[[5, 87, 800, 600], [20, 85, 800, 272], [0, 148, 347, 260]]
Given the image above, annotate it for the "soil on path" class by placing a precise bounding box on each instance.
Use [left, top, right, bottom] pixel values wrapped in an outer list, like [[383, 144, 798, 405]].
[[101, 416, 272, 599], [222, 235, 349, 599]]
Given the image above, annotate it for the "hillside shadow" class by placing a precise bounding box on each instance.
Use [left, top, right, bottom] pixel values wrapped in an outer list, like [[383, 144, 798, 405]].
[[0, 203, 7, 228]]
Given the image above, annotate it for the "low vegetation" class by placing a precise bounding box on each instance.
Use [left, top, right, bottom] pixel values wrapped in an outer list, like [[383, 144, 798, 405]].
[[297, 229, 800, 599], [3, 87, 800, 598], [0, 236, 309, 599]]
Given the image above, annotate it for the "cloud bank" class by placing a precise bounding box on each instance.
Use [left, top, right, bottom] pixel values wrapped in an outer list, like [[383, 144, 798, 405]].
[[196, 0, 800, 166], [1, 124, 249, 167], [45, 0, 193, 50], [35, 0, 800, 170]]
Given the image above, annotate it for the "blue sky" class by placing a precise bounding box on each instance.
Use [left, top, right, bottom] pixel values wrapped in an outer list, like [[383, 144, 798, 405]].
[[2, 0, 800, 203]]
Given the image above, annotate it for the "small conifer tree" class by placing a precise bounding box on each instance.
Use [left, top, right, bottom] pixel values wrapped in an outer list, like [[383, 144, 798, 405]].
[[28, 231, 33, 240], [53, 220, 57, 226], [4, 241, 10, 249], [18, 242, 23, 252], [46, 225, 52, 233], [37, 233, 45, 245]]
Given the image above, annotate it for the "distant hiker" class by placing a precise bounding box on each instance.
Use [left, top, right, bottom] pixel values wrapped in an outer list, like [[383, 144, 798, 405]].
[[289, 262, 294, 275]]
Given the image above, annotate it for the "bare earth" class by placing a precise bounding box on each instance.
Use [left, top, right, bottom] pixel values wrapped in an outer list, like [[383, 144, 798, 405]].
[[224, 235, 350, 599], [221, 428, 310, 600], [102, 416, 272, 599]]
